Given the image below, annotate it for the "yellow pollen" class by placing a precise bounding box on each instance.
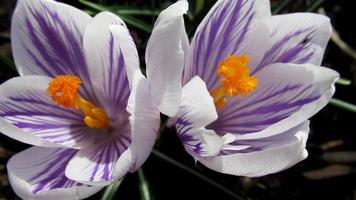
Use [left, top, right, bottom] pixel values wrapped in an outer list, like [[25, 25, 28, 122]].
[[210, 55, 258, 109], [47, 75, 109, 129]]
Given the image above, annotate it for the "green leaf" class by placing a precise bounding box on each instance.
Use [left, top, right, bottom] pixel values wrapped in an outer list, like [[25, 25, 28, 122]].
[[272, 0, 292, 14], [336, 78, 352, 86], [115, 9, 160, 16], [79, 0, 153, 33], [138, 168, 154, 200], [329, 98, 356, 113], [0, 53, 16, 72], [194, 0, 205, 15], [118, 15, 152, 33], [101, 180, 122, 200], [306, 0, 324, 12], [79, 0, 109, 12]]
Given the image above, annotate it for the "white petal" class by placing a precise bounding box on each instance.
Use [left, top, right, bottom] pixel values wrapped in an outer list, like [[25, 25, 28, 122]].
[[183, 0, 271, 89], [145, 0, 189, 116], [65, 128, 132, 186], [109, 25, 141, 89], [199, 121, 310, 177], [0, 76, 96, 148], [11, 0, 91, 77], [256, 13, 332, 72], [175, 76, 224, 157], [7, 147, 102, 200], [126, 71, 161, 171], [211, 63, 339, 138], [82, 12, 133, 119], [65, 72, 160, 185]]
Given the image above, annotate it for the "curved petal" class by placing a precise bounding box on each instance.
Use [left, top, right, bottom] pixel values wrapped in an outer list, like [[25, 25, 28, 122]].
[[199, 121, 309, 177], [183, 0, 271, 89], [66, 72, 160, 185], [83, 12, 137, 120], [7, 147, 103, 200], [145, 0, 189, 116], [11, 0, 90, 77], [126, 71, 160, 171], [65, 127, 131, 186], [175, 76, 225, 157], [254, 13, 332, 73], [0, 76, 98, 148], [210, 63, 339, 138], [11, 0, 98, 101]]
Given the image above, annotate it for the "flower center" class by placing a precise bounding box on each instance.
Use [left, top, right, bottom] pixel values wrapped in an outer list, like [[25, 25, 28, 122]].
[[47, 75, 109, 129], [210, 54, 258, 109]]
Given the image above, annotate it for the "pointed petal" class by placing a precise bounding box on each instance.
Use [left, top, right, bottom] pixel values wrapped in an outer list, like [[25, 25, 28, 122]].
[[0, 76, 97, 148], [255, 13, 332, 73], [199, 121, 309, 177], [126, 71, 161, 171], [83, 12, 139, 119], [65, 129, 132, 186], [7, 147, 102, 200], [183, 0, 271, 89], [210, 63, 339, 137], [145, 0, 189, 116], [175, 76, 225, 157]]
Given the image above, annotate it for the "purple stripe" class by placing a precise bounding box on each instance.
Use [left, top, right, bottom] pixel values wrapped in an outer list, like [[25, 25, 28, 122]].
[[88, 132, 132, 181], [207, 1, 255, 88], [219, 84, 304, 119], [29, 149, 82, 194], [254, 27, 316, 74], [25, 5, 97, 103]]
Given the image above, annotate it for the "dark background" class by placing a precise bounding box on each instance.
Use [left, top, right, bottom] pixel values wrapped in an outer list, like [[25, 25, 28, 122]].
[[1, 0, 356, 199]]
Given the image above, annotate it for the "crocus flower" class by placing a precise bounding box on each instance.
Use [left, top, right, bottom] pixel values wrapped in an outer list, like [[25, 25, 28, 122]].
[[146, 0, 339, 176], [0, 0, 159, 199]]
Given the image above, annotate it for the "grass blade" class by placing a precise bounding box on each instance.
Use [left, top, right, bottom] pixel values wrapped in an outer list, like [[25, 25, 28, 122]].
[[79, 0, 108, 12], [138, 168, 154, 200], [79, 0, 152, 33], [306, 0, 324, 12], [329, 98, 356, 113], [101, 181, 122, 200], [118, 15, 152, 33], [272, 0, 292, 14], [0, 54, 16, 72], [336, 78, 352, 86]]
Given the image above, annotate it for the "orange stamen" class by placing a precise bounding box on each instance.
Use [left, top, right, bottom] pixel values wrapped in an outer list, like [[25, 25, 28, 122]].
[[47, 75, 109, 129], [47, 75, 81, 108], [210, 55, 258, 109]]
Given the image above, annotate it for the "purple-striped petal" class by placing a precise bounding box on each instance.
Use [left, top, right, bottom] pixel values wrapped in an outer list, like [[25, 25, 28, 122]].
[[199, 121, 309, 177], [183, 0, 271, 89], [65, 127, 132, 185], [175, 76, 225, 157], [209, 63, 338, 137], [11, 0, 96, 101], [146, 0, 189, 116], [7, 147, 102, 200], [0, 76, 98, 148], [83, 12, 135, 120], [254, 13, 332, 73], [126, 71, 160, 172]]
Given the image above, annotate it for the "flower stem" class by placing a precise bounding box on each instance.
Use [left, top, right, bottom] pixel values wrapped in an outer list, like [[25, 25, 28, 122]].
[[138, 168, 154, 200]]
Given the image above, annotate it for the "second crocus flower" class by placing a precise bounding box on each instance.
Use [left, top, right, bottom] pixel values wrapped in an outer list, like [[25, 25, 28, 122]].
[[146, 0, 339, 176]]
